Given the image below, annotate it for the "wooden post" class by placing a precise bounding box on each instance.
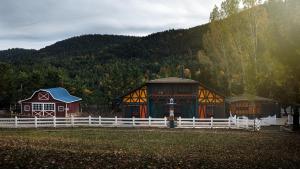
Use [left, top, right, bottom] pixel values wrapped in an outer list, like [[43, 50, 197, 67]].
[[178, 116, 181, 128], [71, 115, 74, 127], [115, 116, 118, 126], [88, 115, 91, 126], [293, 105, 299, 131], [132, 116, 135, 127], [148, 116, 151, 126], [192, 117, 195, 128], [211, 116, 213, 129], [53, 116, 56, 128], [164, 116, 167, 127], [99, 116, 102, 126], [14, 116, 18, 128], [35, 116, 38, 128]]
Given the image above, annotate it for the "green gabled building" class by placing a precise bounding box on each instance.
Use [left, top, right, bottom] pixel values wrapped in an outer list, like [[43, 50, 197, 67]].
[[121, 77, 225, 118]]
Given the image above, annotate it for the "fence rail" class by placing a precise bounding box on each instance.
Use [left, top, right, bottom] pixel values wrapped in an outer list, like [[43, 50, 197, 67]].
[[0, 116, 261, 130]]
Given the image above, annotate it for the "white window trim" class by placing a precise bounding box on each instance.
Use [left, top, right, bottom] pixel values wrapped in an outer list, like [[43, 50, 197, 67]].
[[32, 103, 43, 111], [32, 102, 56, 113], [58, 106, 65, 112], [38, 93, 50, 101], [44, 103, 55, 111], [24, 105, 30, 111]]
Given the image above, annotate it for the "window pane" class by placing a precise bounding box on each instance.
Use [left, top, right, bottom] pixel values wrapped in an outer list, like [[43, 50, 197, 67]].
[[32, 104, 43, 111], [44, 104, 54, 111], [58, 106, 64, 111], [24, 105, 30, 111]]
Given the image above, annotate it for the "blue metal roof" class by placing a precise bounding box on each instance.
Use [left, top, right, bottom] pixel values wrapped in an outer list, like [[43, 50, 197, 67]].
[[41, 87, 82, 103]]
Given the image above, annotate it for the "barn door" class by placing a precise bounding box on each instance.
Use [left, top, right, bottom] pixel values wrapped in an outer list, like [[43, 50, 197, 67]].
[[198, 104, 206, 118], [43, 103, 55, 117], [139, 104, 147, 118], [32, 103, 55, 117]]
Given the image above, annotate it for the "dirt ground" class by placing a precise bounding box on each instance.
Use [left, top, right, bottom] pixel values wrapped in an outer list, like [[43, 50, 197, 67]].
[[0, 126, 299, 169]]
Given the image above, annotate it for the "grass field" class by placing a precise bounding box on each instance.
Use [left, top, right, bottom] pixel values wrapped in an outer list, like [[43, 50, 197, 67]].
[[0, 127, 300, 169]]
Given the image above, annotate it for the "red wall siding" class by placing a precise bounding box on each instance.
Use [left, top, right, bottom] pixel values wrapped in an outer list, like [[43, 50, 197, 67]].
[[27, 91, 56, 102], [21, 91, 80, 117], [56, 102, 66, 117], [21, 103, 32, 116], [21, 91, 66, 117], [67, 102, 80, 113]]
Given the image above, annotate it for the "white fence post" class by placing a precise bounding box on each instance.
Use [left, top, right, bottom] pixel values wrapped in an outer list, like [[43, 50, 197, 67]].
[[35, 116, 38, 128], [115, 116, 118, 126], [253, 119, 256, 131], [132, 116, 135, 126], [246, 118, 249, 129], [228, 117, 231, 129], [53, 116, 56, 128], [14, 116, 18, 128], [71, 115, 74, 127], [192, 117, 195, 128], [178, 116, 181, 128], [99, 116, 102, 126], [88, 115, 91, 126], [164, 116, 167, 127], [211, 116, 213, 128], [255, 118, 261, 131], [148, 116, 151, 126], [237, 118, 239, 128]]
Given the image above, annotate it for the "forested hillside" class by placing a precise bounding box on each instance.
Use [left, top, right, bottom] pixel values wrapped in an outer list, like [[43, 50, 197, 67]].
[[0, 25, 208, 108], [0, 0, 299, 110]]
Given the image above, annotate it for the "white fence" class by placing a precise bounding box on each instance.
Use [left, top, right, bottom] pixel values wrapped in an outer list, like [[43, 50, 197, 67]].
[[0, 116, 261, 131], [288, 114, 300, 125], [177, 116, 260, 130], [259, 114, 299, 126], [260, 115, 278, 126]]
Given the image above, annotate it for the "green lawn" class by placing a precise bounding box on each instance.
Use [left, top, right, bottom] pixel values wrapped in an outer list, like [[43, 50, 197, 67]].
[[0, 127, 299, 169]]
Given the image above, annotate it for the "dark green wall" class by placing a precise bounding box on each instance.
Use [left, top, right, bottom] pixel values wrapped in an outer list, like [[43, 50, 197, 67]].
[[147, 83, 198, 118]]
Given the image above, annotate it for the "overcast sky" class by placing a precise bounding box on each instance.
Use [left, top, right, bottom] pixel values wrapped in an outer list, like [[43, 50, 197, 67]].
[[0, 0, 222, 50]]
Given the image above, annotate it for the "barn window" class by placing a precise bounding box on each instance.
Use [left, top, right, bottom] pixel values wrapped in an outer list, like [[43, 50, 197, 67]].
[[32, 103, 43, 111], [24, 105, 30, 111], [38, 93, 49, 100], [44, 104, 55, 111], [58, 106, 64, 112]]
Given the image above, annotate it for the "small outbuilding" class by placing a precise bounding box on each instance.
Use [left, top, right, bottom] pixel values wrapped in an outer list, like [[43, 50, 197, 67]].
[[19, 87, 82, 117], [226, 95, 280, 118]]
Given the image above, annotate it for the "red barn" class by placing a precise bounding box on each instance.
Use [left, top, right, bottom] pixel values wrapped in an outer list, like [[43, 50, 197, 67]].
[[19, 87, 82, 117]]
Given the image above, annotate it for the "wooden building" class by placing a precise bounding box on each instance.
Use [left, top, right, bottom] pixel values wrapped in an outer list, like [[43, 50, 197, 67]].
[[226, 95, 280, 118], [120, 77, 225, 118], [19, 87, 82, 117]]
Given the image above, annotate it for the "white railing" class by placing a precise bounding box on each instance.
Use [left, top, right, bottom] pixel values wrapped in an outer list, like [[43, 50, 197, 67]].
[[260, 115, 278, 126], [177, 116, 260, 131], [0, 116, 168, 128], [0, 116, 261, 130]]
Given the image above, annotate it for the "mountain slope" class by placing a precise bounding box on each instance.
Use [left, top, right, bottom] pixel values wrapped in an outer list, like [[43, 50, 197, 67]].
[[1, 0, 298, 108], [0, 24, 211, 107], [0, 24, 208, 62]]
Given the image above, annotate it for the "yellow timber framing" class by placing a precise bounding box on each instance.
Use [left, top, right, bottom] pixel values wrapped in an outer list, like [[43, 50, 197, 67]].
[[122, 84, 224, 104], [198, 86, 224, 104], [122, 86, 147, 103]]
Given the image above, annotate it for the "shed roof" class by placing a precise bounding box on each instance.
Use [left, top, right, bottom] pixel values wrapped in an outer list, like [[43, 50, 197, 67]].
[[20, 87, 82, 103], [41, 87, 82, 103], [226, 95, 275, 103], [147, 77, 198, 84]]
